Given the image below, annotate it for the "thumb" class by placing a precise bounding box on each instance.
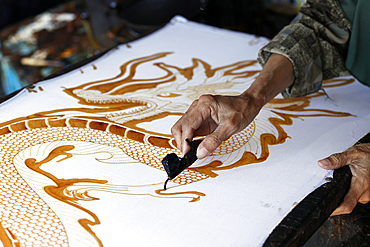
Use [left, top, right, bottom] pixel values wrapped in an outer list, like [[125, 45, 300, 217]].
[[318, 149, 357, 170], [197, 125, 232, 159]]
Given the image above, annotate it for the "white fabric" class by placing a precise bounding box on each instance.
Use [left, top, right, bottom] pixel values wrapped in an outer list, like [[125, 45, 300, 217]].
[[0, 16, 369, 247]]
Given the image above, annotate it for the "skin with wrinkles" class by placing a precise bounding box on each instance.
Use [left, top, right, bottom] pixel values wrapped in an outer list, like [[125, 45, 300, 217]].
[[319, 143, 370, 215], [172, 51, 370, 216], [172, 54, 294, 157]]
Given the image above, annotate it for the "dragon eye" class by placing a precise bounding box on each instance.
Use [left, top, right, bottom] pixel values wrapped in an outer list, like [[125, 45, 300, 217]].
[[157, 93, 182, 97]]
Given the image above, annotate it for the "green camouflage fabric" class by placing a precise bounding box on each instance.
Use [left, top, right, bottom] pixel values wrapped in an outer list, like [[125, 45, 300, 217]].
[[258, 0, 352, 98]]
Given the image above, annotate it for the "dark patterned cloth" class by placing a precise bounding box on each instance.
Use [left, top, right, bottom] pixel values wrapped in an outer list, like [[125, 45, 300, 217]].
[[258, 0, 352, 98]]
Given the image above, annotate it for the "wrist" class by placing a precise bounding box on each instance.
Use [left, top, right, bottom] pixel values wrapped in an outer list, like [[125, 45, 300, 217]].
[[241, 53, 294, 105], [240, 72, 273, 106]]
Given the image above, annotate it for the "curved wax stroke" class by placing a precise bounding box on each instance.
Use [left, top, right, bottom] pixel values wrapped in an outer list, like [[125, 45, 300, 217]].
[[25, 145, 106, 247], [0, 222, 20, 247], [15, 140, 206, 246], [0, 53, 355, 246]]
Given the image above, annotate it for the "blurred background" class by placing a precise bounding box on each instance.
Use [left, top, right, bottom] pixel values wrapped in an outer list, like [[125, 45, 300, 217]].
[[0, 0, 301, 97]]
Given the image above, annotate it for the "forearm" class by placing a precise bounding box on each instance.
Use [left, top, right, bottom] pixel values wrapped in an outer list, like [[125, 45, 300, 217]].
[[258, 0, 351, 98], [241, 54, 294, 106]]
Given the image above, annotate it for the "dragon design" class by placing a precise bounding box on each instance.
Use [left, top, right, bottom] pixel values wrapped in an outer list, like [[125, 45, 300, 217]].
[[0, 52, 354, 246]]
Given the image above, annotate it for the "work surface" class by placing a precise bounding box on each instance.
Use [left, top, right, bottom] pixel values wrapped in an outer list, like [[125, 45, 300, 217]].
[[0, 17, 369, 247]]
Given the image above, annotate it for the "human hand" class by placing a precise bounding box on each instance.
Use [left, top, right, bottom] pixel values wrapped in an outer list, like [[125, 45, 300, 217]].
[[171, 93, 264, 159], [318, 143, 370, 216], [171, 53, 294, 159]]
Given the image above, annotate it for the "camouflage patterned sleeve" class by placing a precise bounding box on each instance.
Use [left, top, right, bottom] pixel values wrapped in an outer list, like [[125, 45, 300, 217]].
[[258, 0, 352, 98]]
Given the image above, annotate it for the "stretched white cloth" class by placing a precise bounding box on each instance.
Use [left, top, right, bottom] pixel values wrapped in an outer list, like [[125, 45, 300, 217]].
[[0, 16, 369, 247]]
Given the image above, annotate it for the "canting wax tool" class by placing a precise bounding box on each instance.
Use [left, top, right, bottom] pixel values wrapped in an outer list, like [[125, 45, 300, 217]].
[[161, 139, 201, 190]]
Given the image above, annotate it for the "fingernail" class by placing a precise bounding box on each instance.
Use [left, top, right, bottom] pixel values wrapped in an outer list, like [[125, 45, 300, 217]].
[[197, 147, 209, 159], [318, 159, 331, 168]]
